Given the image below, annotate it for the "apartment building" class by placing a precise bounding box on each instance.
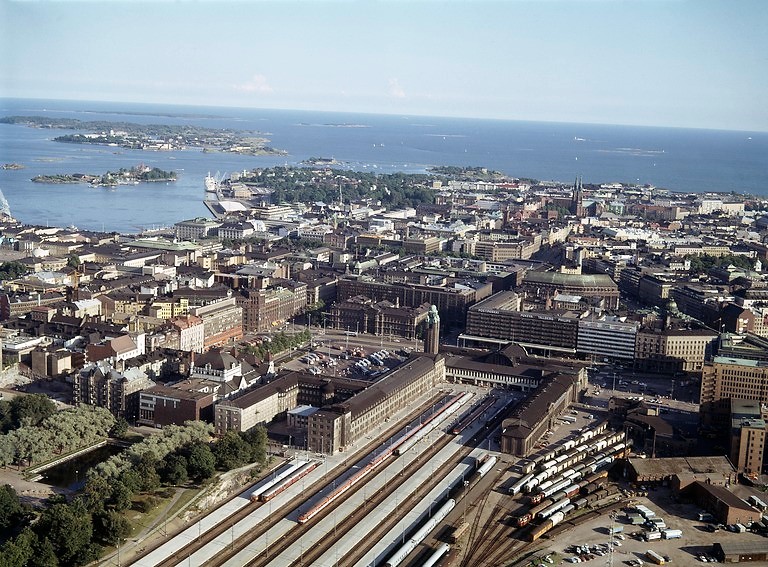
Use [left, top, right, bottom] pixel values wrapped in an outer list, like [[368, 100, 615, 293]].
[[189, 297, 243, 349]]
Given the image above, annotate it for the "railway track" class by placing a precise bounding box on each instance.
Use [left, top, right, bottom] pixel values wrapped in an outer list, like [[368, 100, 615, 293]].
[[238, 431, 461, 567], [332, 444, 477, 567], [237, 396, 497, 567], [139, 392, 448, 567], [458, 493, 514, 567], [489, 499, 627, 567]]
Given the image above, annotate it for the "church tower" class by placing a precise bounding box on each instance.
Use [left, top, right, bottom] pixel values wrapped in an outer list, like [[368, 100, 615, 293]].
[[423, 305, 440, 355], [570, 176, 585, 217]]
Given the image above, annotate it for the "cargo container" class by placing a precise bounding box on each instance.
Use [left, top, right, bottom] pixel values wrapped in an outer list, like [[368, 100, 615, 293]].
[[646, 549, 665, 564], [608, 525, 624, 535], [662, 529, 682, 539], [645, 531, 662, 541]]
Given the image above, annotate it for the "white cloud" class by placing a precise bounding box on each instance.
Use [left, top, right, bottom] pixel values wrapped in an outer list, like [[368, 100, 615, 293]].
[[234, 74, 274, 94], [388, 78, 406, 99]]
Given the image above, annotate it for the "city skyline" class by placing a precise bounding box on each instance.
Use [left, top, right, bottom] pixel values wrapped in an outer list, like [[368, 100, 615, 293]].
[[2, 0, 767, 132]]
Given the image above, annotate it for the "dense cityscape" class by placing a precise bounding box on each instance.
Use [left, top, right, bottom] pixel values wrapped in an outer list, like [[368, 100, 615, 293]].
[[1, 154, 768, 566]]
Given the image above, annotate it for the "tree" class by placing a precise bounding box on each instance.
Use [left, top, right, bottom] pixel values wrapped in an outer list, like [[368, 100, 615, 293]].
[[31, 536, 58, 567], [108, 481, 132, 512], [185, 442, 215, 482], [0, 261, 29, 282], [93, 509, 131, 546], [35, 502, 95, 566], [134, 453, 161, 492], [118, 468, 142, 494], [0, 484, 24, 532], [109, 417, 129, 439], [7, 394, 56, 431], [242, 425, 268, 465], [160, 454, 188, 486], [66, 254, 81, 269], [213, 430, 251, 470], [0, 527, 36, 567], [81, 476, 111, 514]]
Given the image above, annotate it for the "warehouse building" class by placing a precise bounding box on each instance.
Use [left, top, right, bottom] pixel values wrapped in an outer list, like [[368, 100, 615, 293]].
[[627, 456, 737, 487], [715, 541, 768, 563], [682, 482, 761, 526]]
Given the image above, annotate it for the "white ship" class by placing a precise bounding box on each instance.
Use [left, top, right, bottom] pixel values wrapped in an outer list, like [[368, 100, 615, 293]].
[[204, 172, 219, 193]]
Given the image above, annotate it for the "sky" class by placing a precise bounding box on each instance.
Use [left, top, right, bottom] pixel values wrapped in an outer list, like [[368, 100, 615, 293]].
[[1, 0, 767, 131]]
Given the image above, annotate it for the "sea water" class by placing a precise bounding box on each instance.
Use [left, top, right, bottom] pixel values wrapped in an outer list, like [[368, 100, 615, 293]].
[[0, 98, 765, 233]]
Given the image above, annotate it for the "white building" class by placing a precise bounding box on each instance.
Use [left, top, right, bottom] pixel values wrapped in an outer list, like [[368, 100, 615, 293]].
[[578, 316, 639, 361]]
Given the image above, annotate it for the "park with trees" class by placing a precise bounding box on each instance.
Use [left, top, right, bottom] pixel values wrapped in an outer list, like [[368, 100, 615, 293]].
[[0, 414, 270, 566]]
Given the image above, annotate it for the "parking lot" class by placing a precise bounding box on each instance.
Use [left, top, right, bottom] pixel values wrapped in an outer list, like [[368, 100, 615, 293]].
[[280, 335, 415, 381], [525, 484, 768, 566]]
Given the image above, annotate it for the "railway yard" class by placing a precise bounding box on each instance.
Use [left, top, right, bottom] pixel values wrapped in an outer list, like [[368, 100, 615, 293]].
[[126, 384, 767, 567]]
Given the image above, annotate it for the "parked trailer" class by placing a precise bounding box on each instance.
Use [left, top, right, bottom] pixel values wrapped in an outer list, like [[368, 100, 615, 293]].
[[524, 478, 541, 493], [662, 529, 682, 539], [384, 499, 456, 567], [419, 543, 450, 567], [537, 480, 554, 494], [584, 470, 608, 483], [542, 479, 572, 498], [477, 455, 497, 478], [250, 459, 308, 502], [528, 498, 554, 518], [562, 484, 580, 499], [636, 505, 656, 518], [259, 460, 318, 502], [646, 549, 665, 564], [645, 531, 662, 541]]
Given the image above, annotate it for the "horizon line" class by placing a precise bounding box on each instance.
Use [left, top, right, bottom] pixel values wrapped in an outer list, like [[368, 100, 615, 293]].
[[1, 95, 765, 136]]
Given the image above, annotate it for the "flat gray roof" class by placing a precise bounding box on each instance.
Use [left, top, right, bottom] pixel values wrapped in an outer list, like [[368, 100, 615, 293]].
[[629, 456, 735, 479], [523, 271, 618, 288]]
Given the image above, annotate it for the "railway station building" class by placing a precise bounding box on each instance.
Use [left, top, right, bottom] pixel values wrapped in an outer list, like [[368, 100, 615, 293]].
[[499, 369, 587, 456], [306, 354, 446, 454], [213, 354, 445, 454]]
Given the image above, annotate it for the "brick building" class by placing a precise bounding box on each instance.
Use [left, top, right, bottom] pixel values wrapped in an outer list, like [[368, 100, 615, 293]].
[[73, 362, 155, 421], [237, 282, 307, 333], [337, 276, 492, 326], [329, 295, 431, 339]]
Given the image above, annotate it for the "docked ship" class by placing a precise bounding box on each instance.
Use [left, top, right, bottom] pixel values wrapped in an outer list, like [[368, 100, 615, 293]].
[[204, 172, 219, 193]]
